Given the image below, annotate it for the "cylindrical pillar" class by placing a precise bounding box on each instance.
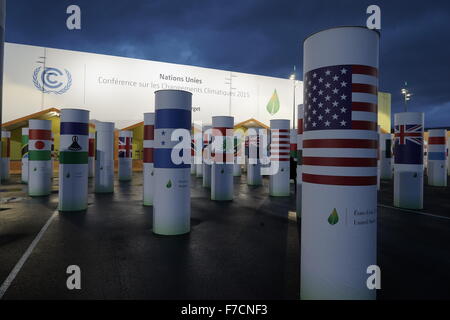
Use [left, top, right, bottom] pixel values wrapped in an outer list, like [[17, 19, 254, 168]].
[[153, 90, 192, 235], [59, 109, 89, 211], [380, 133, 392, 179], [118, 130, 133, 181], [211, 116, 234, 201], [191, 134, 196, 174], [28, 121, 52, 196], [269, 119, 290, 196], [394, 112, 424, 209], [447, 137, 450, 176], [143, 112, 155, 206], [233, 131, 243, 177], [296, 104, 304, 218], [194, 124, 203, 178], [51, 132, 55, 179], [202, 125, 213, 188], [301, 27, 379, 300], [0, 1, 5, 182], [1, 131, 10, 181], [21, 128, 29, 184], [88, 132, 95, 178], [95, 122, 115, 193], [427, 129, 447, 186], [247, 128, 262, 186]]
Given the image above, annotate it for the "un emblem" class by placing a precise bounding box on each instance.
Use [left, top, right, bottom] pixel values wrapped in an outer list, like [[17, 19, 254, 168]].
[[33, 67, 72, 94]]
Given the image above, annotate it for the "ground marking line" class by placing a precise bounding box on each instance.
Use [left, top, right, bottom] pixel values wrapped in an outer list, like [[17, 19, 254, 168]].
[[0, 211, 58, 299], [378, 204, 450, 221]]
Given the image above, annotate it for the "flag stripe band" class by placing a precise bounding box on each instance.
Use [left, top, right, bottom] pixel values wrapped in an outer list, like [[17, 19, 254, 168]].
[[59, 152, 89, 164], [29, 130, 52, 140], [428, 152, 446, 161], [303, 156, 377, 167], [352, 102, 377, 113], [352, 83, 378, 95], [352, 65, 378, 77], [61, 122, 89, 135], [303, 173, 377, 186], [88, 140, 95, 157], [213, 127, 233, 136], [155, 109, 191, 129], [303, 139, 377, 149], [143, 148, 154, 163], [298, 119, 304, 134], [154, 148, 190, 168], [144, 125, 154, 140], [428, 137, 446, 144], [29, 150, 51, 161], [352, 121, 377, 131]]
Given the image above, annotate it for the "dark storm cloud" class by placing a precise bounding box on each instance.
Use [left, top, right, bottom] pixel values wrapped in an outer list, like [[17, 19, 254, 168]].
[[5, 0, 450, 127]]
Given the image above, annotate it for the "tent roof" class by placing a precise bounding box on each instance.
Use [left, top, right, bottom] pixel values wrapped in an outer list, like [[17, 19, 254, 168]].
[[1, 108, 61, 131], [234, 118, 269, 129]]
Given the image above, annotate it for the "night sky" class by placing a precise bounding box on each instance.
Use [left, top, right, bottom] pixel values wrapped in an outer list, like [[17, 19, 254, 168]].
[[5, 0, 450, 128]]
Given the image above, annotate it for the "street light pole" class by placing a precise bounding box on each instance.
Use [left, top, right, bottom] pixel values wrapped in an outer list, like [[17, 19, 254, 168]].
[[290, 66, 296, 130], [401, 82, 412, 112]]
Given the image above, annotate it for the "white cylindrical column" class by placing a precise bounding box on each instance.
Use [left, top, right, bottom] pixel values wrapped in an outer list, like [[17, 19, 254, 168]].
[[247, 128, 262, 186], [427, 129, 447, 187], [194, 124, 203, 178], [233, 131, 243, 177], [21, 128, 29, 184], [301, 27, 379, 300], [0, 1, 5, 182], [1, 131, 10, 181], [202, 125, 213, 188], [143, 113, 155, 206], [380, 133, 392, 179], [191, 134, 196, 175], [50, 132, 55, 179], [211, 116, 234, 201], [269, 119, 290, 196], [88, 132, 95, 178], [59, 109, 89, 211], [394, 112, 424, 209], [95, 122, 115, 193], [118, 130, 133, 181], [296, 104, 304, 218], [28, 121, 52, 196], [447, 137, 450, 176], [154, 90, 192, 235]]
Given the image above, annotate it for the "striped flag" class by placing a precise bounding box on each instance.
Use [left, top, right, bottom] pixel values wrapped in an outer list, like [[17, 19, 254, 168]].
[[270, 129, 290, 162], [303, 64, 378, 186]]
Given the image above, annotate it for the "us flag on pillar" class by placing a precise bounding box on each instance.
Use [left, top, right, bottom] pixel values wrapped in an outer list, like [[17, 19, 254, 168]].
[[118, 136, 132, 158], [302, 64, 378, 186]]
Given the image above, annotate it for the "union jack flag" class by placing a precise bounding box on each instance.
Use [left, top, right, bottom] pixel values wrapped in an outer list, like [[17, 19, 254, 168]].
[[118, 137, 132, 158]]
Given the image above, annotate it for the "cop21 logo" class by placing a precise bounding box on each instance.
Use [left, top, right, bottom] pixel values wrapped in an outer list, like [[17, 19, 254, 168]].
[[33, 66, 73, 94]]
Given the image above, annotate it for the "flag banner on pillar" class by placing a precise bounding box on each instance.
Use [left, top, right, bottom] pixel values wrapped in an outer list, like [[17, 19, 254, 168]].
[[143, 123, 154, 164], [60, 122, 89, 164], [118, 136, 132, 158], [394, 124, 423, 164], [303, 64, 378, 186], [428, 136, 446, 160], [22, 134, 29, 160], [89, 135, 95, 157], [270, 129, 290, 162], [28, 129, 52, 161]]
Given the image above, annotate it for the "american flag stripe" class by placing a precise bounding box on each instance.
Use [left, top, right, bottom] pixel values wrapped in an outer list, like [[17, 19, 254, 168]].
[[352, 65, 378, 77], [352, 92, 378, 104], [303, 139, 377, 149], [144, 125, 154, 140], [352, 83, 377, 95], [352, 102, 377, 113], [352, 74, 378, 86], [303, 164, 377, 176], [303, 173, 377, 186]]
